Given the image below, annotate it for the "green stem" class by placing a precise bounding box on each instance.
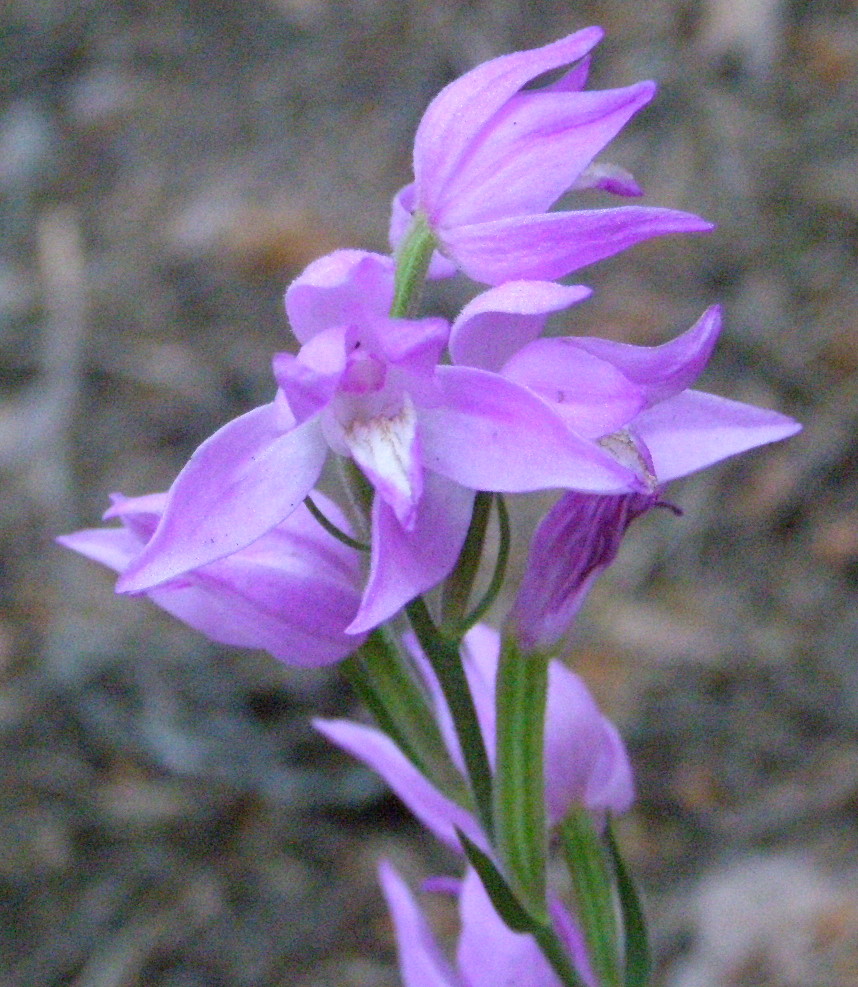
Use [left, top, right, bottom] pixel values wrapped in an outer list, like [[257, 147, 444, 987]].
[[304, 495, 370, 552], [342, 629, 466, 800], [405, 597, 494, 838], [390, 212, 436, 318], [494, 634, 549, 919], [441, 491, 493, 631]]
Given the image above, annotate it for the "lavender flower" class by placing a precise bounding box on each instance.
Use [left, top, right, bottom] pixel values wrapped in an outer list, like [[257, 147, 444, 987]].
[[315, 623, 633, 854], [380, 862, 595, 987], [448, 296, 801, 649], [390, 28, 712, 285], [116, 250, 637, 634], [57, 490, 366, 667]]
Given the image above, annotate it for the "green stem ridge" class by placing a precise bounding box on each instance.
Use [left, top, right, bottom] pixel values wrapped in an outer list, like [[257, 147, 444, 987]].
[[406, 597, 494, 838], [390, 212, 436, 318], [494, 635, 549, 920], [561, 811, 621, 987]]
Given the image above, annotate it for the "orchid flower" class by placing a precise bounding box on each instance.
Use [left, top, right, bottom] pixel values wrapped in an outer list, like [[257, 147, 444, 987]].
[[315, 623, 633, 855], [57, 490, 367, 666], [116, 250, 639, 635], [389, 27, 712, 285], [380, 862, 595, 987], [448, 291, 801, 648]]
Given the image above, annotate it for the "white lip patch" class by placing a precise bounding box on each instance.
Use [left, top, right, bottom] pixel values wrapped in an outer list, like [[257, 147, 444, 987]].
[[345, 394, 423, 528]]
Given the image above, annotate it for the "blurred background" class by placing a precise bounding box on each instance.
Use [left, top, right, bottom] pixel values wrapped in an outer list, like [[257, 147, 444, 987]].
[[2, 0, 857, 984]]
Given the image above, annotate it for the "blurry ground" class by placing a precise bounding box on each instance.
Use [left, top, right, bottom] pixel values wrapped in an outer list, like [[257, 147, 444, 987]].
[[1, 0, 857, 984]]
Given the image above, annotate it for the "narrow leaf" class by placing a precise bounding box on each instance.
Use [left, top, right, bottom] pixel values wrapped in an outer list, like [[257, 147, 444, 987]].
[[606, 822, 652, 987], [458, 830, 532, 933]]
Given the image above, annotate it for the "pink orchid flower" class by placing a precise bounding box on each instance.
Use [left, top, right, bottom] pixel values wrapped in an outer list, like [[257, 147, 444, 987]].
[[390, 27, 712, 285]]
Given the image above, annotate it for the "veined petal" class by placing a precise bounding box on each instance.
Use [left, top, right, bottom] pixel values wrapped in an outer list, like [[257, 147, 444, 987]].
[[566, 305, 723, 407], [500, 338, 647, 438], [437, 82, 655, 226], [315, 719, 485, 854], [118, 404, 327, 593], [284, 249, 394, 343], [450, 281, 592, 372], [415, 27, 604, 216], [420, 366, 639, 494], [344, 394, 423, 529], [442, 206, 714, 285], [348, 472, 473, 635], [632, 389, 801, 483], [379, 862, 461, 987]]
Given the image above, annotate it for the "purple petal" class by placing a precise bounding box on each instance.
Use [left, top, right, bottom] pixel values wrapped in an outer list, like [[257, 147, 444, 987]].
[[549, 896, 597, 987], [315, 719, 485, 854], [632, 389, 802, 483], [442, 206, 714, 285], [511, 492, 657, 651], [501, 338, 647, 439], [284, 249, 394, 344], [348, 472, 474, 635], [118, 403, 327, 593], [456, 868, 563, 987], [566, 305, 723, 407], [56, 527, 145, 574], [544, 55, 591, 93], [437, 82, 655, 227], [420, 366, 639, 494], [450, 281, 592, 372], [544, 661, 634, 821], [415, 28, 604, 217], [272, 326, 346, 422], [378, 862, 461, 987]]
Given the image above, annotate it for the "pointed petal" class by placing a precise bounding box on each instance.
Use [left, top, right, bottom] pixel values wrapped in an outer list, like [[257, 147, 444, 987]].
[[456, 868, 563, 987], [632, 389, 801, 483], [450, 281, 592, 372], [284, 249, 394, 343], [442, 206, 714, 285], [56, 527, 144, 574], [118, 404, 327, 592], [348, 472, 474, 634], [567, 306, 723, 407], [501, 338, 647, 438], [420, 366, 639, 494], [378, 862, 461, 987], [438, 82, 655, 226], [315, 719, 484, 853], [415, 28, 604, 215]]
